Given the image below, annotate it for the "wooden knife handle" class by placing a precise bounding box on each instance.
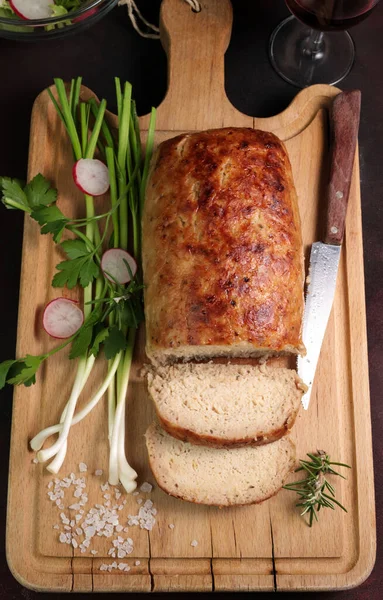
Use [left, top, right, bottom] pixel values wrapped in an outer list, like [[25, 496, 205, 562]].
[[324, 90, 361, 246]]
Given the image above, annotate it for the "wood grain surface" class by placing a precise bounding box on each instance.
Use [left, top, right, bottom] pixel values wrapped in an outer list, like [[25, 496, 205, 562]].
[[5, 0, 375, 593]]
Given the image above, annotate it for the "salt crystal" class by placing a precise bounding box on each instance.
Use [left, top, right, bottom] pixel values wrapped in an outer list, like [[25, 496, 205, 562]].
[[124, 565, 131, 572], [91, 550, 98, 555], [64, 525, 71, 531], [191, 540, 198, 547], [74, 488, 82, 498], [137, 498, 143, 505], [132, 491, 139, 496], [123, 527, 130, 533], [111, 561, 117, 568], [140, 482, 153, 493], [48, 481, 53, 489], [101, 483, 109, 492], [117, 549, 126, 559], [116, 525, 124, 532], [72, 539, 78, 549], [168, 524, 175, 530], [76, 527, 83, 536], [84, 526, 96, 538], [79, 463, 87, 473], [59, 533, 67, 543], [53, 525, 59, 530], [95, 469, 103, 476], [99, 564, 107, 571], [69, 503, 81, 510], [70, 520, 75, 527], [75, 515, 82, 522], [32, 458, 39, 464], [59, 504, 65, 510], [118, 563, 126, 571], [135, 561, 141, 566]]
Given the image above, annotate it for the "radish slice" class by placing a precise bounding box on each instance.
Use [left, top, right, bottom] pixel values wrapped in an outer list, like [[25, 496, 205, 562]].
[[73, 159, 110, 197], [101, 249, 137, 285], [10, 0, 53, 20], [43, 298, 84, 339]]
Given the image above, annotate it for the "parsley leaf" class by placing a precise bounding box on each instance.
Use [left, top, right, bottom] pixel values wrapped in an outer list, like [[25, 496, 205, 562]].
[[0, 359, 18, 389], [104, 326, 126, 360], [25, 173, 58, 207], [79, 259, 99, 288], [6, 355, 44, 387], [60, 239, 89, 259], [0, 177, 28, 208], [69, 325, 93, 359], [31, 204, 67, 226], [89, 326, 110, 357], [31, 204, 69, 243], [40, 219, 68, 243], [52, 256, 99, 289]]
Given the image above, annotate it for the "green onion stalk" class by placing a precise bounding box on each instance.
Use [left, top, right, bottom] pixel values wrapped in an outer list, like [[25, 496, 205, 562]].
[[107, 80, 156, 491]]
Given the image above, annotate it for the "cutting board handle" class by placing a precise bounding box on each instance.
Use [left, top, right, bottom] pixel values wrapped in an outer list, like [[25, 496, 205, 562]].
[[155, 0, 250, 130]]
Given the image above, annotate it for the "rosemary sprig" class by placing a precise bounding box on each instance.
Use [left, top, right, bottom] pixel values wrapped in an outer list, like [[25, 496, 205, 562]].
[[283, 450, 351, 527]]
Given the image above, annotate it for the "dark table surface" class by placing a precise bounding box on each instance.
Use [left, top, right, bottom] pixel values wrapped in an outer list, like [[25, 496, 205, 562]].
[[0, 0, 381, 598]]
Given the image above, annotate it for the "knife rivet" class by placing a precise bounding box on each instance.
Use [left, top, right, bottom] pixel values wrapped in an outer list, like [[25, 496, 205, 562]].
[[331, 226, 338, 234], [335, 190, 343, 199]]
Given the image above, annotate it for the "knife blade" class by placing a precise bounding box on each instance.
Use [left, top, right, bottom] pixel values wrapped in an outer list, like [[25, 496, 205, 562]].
[[298, 90, 361, 409]]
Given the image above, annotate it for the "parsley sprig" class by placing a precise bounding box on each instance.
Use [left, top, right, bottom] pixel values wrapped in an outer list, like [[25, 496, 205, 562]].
[[0, 77, 156, 491]]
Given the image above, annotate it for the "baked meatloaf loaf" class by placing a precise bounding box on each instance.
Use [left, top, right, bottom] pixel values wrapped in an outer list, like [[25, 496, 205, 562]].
[[142, 127, 305, 365]]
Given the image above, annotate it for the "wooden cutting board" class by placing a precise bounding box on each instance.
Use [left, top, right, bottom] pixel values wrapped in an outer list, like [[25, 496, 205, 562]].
[[6, 0, 375, 592]]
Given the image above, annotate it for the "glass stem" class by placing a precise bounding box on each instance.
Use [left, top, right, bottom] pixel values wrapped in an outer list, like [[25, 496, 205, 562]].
[[301, 29, 324, 60]]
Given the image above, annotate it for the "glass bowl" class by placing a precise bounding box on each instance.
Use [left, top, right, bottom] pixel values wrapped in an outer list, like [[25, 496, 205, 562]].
[[0, 0, 118, 41]]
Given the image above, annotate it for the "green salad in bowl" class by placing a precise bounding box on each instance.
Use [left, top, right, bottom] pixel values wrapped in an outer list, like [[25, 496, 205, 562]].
[[0, 0, 118, 38]]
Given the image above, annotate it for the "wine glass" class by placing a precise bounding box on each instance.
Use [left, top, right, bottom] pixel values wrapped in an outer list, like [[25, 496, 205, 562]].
[[269, 0, 381, 87]]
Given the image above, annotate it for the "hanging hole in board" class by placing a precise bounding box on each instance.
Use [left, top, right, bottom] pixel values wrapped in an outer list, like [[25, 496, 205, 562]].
[[187, 0, 202, 13]]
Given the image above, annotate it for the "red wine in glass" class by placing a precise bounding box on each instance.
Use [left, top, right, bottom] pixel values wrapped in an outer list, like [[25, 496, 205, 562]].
[[269, 0, 381, 86], [286, 0, 379, 31]]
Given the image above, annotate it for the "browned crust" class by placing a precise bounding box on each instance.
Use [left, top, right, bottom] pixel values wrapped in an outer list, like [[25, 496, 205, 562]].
[[146, 438, 297, 508], [155, 404, 300, 449], [143, 127, 305, 362]]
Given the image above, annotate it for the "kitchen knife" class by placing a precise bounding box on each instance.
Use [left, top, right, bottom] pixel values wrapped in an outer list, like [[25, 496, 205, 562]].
[[298, 90, 361, 410]]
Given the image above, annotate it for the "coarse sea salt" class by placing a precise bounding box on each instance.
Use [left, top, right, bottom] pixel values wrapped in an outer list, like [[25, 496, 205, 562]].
[[47, 470, 158, 562], [140, 482, 153, 493]]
